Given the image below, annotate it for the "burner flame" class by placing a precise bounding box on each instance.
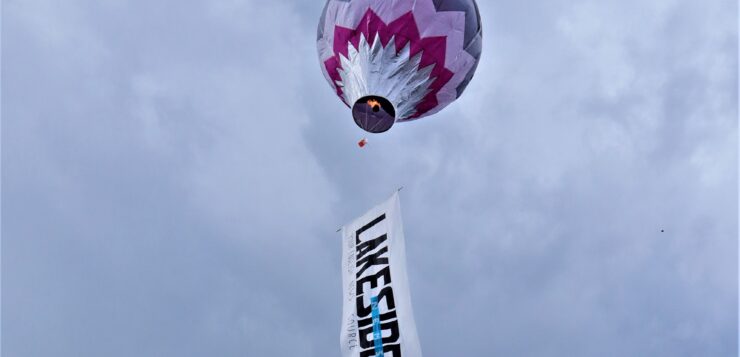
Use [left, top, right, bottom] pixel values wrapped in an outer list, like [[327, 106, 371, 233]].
[[367, 99, 381, 111]]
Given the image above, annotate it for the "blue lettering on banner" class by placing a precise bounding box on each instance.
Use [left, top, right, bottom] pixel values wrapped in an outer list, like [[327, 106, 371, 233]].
[[371, 296, 384, 357]]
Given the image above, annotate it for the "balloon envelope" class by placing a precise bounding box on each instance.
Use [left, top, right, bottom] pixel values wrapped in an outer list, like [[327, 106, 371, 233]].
[[317, 0, 483, 133]]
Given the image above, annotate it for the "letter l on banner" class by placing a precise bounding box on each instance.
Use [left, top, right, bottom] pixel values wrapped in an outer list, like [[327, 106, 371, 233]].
[[339, 192, 422, 357]]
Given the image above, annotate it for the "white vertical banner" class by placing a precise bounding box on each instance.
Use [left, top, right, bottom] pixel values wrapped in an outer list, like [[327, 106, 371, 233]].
[[340, 192, 422, 357]]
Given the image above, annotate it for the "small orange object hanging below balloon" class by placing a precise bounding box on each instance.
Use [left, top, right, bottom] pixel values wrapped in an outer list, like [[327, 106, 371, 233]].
[[358, 138, 368, 148]]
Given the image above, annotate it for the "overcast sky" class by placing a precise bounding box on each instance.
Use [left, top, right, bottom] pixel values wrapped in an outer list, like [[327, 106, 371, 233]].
[[2, 0, 738, 356]]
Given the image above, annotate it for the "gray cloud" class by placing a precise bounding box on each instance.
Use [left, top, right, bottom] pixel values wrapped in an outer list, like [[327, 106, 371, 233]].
[[3, 0, 737, 356]]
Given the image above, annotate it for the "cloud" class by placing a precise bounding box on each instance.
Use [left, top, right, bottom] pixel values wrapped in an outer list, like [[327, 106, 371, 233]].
[[3, 0, 737, 356]]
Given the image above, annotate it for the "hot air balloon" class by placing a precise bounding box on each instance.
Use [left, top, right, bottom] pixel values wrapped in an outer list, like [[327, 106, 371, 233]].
[[317, 0, 483, 133]]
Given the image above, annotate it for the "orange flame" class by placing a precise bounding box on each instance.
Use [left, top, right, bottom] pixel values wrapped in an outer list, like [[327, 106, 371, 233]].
[[367, 99, 380, 111]]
